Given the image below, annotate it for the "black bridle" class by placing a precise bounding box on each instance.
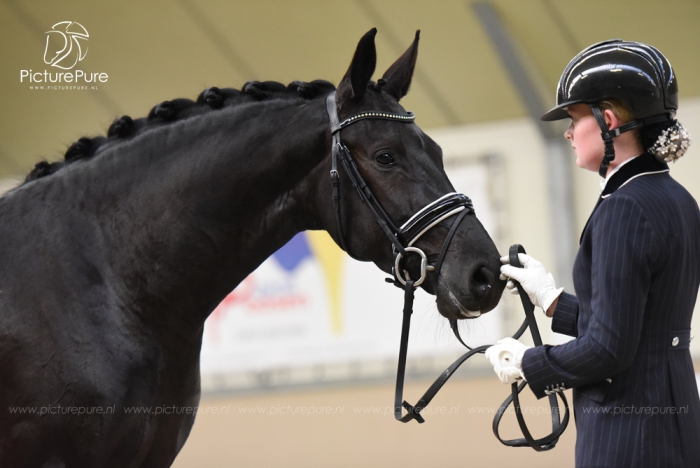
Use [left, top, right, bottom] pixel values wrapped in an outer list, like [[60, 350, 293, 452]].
[[326, 92, 473, 287], [325, 92, 569, 452]]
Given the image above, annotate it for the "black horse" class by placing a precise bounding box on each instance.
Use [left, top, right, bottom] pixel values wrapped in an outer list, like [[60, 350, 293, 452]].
[[0, 30, 504, 467]]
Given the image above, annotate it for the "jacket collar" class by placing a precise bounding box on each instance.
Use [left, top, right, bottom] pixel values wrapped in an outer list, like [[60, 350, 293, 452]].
[[580, 153, 669, 244], [600, 153, 669, 198]]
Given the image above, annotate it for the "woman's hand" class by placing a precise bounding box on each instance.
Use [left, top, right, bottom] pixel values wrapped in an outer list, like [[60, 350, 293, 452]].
[[500, 253, 563, 313], [485, 337, 531, 384]]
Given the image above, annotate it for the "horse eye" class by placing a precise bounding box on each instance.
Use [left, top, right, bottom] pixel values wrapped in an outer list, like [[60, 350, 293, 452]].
[[376, 153, 395, 167]]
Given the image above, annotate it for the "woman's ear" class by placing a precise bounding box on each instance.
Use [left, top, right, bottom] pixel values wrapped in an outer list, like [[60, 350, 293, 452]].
[[603, 108, 623, 130]]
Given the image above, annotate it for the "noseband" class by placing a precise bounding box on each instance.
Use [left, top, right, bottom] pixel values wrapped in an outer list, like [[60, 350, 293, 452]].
[[325, 91, 473, 287], [325, 93, 569, 452]]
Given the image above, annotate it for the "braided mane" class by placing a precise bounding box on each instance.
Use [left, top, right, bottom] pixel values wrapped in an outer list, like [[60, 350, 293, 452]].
[[24, 79, 336, 184]]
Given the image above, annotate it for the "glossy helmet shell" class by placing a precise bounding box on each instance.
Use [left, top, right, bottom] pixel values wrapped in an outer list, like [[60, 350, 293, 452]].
[[541, 39, 678, 121]]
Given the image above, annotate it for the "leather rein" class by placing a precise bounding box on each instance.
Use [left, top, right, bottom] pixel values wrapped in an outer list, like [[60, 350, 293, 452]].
[[325, 92, 569, 451], [394, 245, 570, 451]]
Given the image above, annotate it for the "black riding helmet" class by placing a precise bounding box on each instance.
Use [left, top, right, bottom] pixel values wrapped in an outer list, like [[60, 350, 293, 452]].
[[542, 40, 678, 176]]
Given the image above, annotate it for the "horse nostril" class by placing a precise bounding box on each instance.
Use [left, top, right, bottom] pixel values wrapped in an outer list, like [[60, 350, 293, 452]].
[[472, 266, 493, 297], [478, 283, 492, 296]]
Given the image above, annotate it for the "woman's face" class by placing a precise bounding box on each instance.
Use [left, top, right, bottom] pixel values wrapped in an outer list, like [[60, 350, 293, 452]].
[[564, 103, 604, 172]]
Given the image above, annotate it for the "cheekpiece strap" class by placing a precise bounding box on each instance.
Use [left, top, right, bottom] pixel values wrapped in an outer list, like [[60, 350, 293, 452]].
[[325, 92, 410, 258], [326, 93, 343, 164], [326, 92, 355, 257], [326, 93, 341, 134]]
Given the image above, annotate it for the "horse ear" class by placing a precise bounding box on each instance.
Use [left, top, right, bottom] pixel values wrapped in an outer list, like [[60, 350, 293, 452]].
[[380, 30, 420, 102], [336, 28, 377, 110]]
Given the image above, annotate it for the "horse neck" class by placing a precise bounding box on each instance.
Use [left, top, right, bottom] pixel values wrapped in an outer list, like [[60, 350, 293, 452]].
[[81, 99, 331, 330]]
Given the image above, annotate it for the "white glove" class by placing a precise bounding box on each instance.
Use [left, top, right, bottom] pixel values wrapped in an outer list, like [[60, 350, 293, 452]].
[[499, 253, 563, 312], [484, 338, 531, 384]]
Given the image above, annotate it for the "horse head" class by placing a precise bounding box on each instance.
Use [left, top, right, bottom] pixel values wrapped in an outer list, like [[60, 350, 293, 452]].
[[318, 29, 505, 320]]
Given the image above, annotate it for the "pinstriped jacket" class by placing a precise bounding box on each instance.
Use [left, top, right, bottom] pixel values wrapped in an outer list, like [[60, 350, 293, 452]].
[[521, 154, 700, 468]]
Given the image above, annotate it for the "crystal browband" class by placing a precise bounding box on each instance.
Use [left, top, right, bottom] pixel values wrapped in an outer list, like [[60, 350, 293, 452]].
[[331, 110, 415, 134]]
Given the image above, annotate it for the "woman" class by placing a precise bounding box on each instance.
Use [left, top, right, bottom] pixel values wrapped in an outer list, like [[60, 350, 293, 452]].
[[488, 40, 700, 467]]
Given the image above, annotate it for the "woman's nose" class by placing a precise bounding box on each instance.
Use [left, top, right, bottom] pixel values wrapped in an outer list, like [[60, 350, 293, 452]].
[[564, 123, 573, 141]]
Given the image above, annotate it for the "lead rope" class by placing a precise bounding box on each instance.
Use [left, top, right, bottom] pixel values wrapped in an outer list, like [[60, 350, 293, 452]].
[[393, 244, 570, 451]]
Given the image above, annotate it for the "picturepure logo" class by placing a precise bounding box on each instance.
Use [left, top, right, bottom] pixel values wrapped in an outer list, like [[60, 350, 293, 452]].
[[20, 21, 108, 89], [44, 21, 88, 70]]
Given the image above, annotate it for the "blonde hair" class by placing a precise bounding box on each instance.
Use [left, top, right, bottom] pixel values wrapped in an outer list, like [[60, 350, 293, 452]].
[[598, 99, 635, 123], [598, 99, 639, 139]]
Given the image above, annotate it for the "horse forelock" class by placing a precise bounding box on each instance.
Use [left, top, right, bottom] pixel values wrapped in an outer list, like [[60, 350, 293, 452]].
[[16, 79, 338, 190]]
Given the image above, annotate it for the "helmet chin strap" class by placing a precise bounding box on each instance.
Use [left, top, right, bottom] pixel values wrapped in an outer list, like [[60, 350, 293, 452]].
[[590, 105, 617, 178]]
